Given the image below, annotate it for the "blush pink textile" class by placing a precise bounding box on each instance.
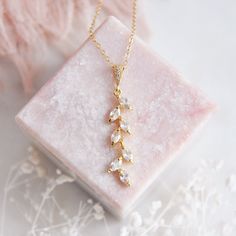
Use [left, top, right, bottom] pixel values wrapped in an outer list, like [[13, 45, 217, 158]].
[[16, 17, 214, 217], [0, 0, 149, 94]]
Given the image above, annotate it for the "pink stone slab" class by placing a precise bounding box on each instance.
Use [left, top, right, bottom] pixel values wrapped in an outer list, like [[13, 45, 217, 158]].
[[15, 16, 215, 217]]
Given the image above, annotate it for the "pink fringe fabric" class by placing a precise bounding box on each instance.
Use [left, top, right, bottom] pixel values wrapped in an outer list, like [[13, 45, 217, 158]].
[[0, 0, 150, 94]]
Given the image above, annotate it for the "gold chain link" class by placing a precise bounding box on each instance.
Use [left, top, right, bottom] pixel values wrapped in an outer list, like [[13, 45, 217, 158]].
[[88, 0, 137, 68]]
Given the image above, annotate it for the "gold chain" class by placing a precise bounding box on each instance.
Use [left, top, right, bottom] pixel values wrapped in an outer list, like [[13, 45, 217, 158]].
[[88, 0, 137, 68]]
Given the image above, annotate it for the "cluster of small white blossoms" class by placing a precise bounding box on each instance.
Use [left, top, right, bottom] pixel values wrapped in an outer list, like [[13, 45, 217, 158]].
[[0, 146, 105, 236], [120, 160, 236, 236]]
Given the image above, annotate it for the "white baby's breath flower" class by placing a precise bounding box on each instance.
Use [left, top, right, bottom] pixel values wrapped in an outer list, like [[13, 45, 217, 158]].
[[164, 229, 174, 236], [222, 223, 233, 235], [213, 160, 224, 170], [62, 226, 68, 234], [69, 228, 78, 236], [20, 162, 34, 174], [149, 200, 162, 215], [184, 191, 192, 203], [159, 219, 165, 226], [39, 232, 50, 236], [171, 214, 184, 226], [93, 203, 105, 220], [120, 226, 130, 236], [56, 168, 62, 175], [28, 153, 40, 165], [130, 212, 142, 227], [56, 174, 74, 185], [152, 201, 162, 210], [87, 198, 93, 204], [226, 174, 236, 192]]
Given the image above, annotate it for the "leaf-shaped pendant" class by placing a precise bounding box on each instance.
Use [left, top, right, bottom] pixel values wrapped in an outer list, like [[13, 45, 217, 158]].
[[119, 96, 132, 109], [119, 169, 131, 186], [120, 119, 131, 134], [109, 107, 121, 122], [111, 129, 122, 145], [122, 149, 133, 162], [107, 64, 133, 187], [108, 158, 122, 172]]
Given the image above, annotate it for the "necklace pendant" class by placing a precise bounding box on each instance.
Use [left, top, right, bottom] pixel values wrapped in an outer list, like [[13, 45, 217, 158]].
[[107, 64, 133, 187]]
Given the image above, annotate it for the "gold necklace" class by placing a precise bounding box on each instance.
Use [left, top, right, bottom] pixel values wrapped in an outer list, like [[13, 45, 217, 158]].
[[88, 0, 137, 186]]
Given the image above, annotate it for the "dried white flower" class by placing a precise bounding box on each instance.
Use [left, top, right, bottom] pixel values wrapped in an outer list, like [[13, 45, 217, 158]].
[[93, 203, 105, 220], [130, 212, 142, 227], [28, 153, 41, 165], [213, 160, 224, 170], [226, 174, 236, 192], [56, 168, 62, 175], [171, 214, 184, 226], [121, 159, 236, 236], [222, 224, 233, 235], [1, 146, 107, 236], [20, 162, 34, 174], [164, 229, 174, 236], [150, 200, 162, 214], [120, 226, 129, 236], [87, 198, 93, 204], [56, 174, 74, 185]]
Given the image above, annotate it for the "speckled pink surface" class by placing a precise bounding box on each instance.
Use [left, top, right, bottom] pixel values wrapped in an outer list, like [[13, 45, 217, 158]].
[[16, 16, 214, 217]]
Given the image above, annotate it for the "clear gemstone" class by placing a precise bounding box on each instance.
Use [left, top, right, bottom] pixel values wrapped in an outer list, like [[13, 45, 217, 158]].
[[109, 107, 120, 122], [119, 96, 131, 109], [120, 119, 131, 133], [109, 158, 122, 172], [111, 129, 121, 144], [119, 170, 130, 185], [122, 149, 133, 162]]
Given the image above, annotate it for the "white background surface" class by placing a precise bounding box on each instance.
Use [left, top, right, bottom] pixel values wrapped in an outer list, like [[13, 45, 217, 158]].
[[0, 0, 235, 235]]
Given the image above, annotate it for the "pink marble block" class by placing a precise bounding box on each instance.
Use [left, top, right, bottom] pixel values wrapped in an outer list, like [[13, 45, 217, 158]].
[[16, 16, 215, 217]]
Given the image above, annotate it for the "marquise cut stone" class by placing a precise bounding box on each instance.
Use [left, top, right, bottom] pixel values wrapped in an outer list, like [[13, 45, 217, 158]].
[[122, 149, 133, 162], [119, 170, 130, 185], [119, 96, 131, 109], [111, 129, 121, 145], [109, 107, 120, 122], [120, 119, 131, 133], [109, 158, 122, 172]]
